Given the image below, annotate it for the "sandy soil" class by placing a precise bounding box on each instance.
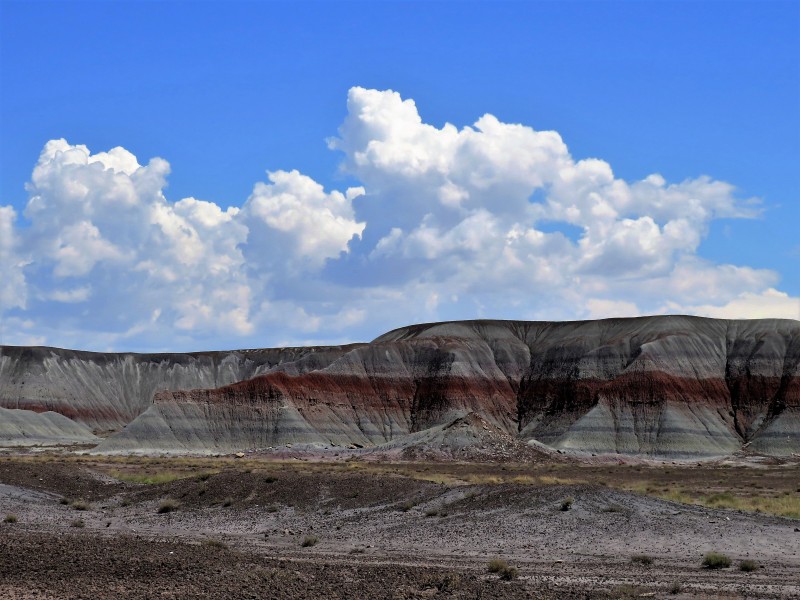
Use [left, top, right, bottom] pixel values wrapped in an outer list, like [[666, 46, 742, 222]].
[[1, 456, 798, 599]]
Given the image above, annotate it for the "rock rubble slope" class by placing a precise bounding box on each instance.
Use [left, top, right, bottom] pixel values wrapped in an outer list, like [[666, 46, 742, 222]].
[[92, 316, 800, 458]]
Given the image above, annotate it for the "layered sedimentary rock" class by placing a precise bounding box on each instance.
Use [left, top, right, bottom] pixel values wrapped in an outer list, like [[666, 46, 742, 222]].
[[0, 344, 361, 434], [0, 407, 98, 446], [96, 316, 800, 458]]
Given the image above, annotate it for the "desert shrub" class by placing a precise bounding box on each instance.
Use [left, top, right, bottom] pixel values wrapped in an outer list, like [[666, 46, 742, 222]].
[[202, 538, 227, 549], [499, 565, 518, 580], [197, 472, 212, 482], [424, 508, 439, 517], [119, 498, 132, 507], [631, 554, 653, 566], [70, 519, 85, 528], [71, 500, 89, 511], [603, 504, 625, 513], [739, 559, 759, 572], [560, 497, 574, 511], [300, 535, 318, 547], [267, 504, 279, 513], [3, 514, 17, 523], [702, 552, 731, 569], [157, 498, 180, 514], [222, 496, 234, 507], [437, 573, 461, 591], [669, 581, 682, 594], [59, 497, 70, 505], [264, 476, 278, 484], [487, 558, 508, 573], [398, 500, 415, 512]]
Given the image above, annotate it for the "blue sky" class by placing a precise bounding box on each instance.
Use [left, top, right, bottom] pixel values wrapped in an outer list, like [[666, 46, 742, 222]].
[[1, 1, 798, 351]]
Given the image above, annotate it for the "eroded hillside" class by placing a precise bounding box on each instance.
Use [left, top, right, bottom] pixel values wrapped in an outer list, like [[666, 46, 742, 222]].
[[89, 316, 800, 458]]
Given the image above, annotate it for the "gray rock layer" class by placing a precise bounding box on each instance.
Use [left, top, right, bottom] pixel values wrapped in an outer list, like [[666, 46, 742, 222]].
[[96, 316, 800, 458], [0, 344, 361, 433]]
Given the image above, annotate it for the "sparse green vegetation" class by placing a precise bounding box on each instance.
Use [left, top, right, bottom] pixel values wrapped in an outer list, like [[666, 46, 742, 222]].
[[424, 507, 439, 517], [300, 535, 318, 547], [157, 498, 180, 514], [109, 470, 188, 485], [3, 514, 18, 523], [739, 559, 759, 572], [560, 497, 573, 511], [669, 581, 682, 594], [624, 482, 800, 519], [70, 500, 89, 511], [702, 552, 731, 569]]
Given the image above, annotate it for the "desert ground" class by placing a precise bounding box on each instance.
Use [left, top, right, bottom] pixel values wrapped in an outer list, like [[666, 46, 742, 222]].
[[1, 451, 798, 599]]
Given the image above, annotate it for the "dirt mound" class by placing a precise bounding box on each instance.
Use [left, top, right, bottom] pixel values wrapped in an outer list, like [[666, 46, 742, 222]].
[[377, 413, 550, 462], [0, 407, 98, 447]]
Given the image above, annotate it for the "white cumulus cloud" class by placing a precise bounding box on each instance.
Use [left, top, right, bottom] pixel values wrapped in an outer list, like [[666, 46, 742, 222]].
[[0, 88, 796, 351]]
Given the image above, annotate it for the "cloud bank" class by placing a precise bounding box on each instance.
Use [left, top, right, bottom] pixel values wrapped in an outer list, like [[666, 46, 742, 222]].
[[1, 88, 796, 350]]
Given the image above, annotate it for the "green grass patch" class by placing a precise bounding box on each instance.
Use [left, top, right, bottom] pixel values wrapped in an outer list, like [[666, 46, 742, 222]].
[[625, 483, 800, 519], [739, 559, 759, 572], [702, 552, 731, 569]]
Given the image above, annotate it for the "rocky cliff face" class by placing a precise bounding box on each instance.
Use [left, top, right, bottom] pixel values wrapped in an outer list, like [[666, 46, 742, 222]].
[[94, 316, 800, 458], [0, 344, 362, 433]]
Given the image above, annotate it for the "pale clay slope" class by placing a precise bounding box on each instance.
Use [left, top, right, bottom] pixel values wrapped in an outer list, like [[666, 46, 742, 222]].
[[94, 316, 800, 458], [0, 407, 98, 446]]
